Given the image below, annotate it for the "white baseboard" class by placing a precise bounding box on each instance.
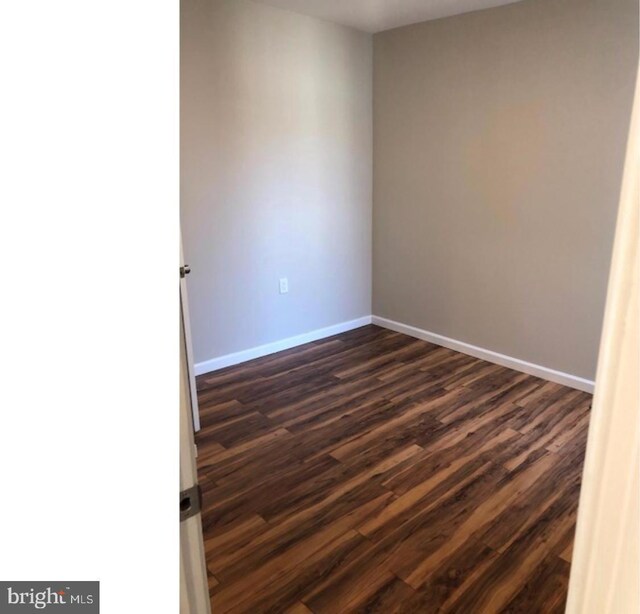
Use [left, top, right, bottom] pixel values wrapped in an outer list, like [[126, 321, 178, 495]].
[[372, 315, 595, 393], [194, 313, 595, 393], [194, 316, 373, 376]]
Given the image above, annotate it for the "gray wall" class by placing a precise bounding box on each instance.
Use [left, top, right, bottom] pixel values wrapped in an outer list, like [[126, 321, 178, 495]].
[[182, 0, 372, 363], [373, 0, 638, 380]]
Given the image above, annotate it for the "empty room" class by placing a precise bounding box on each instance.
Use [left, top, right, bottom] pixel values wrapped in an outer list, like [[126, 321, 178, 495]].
[[179, 0, 639, 611]]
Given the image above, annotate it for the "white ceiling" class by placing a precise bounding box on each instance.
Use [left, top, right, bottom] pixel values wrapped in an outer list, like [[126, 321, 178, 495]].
[[252, 0, 526, 33]]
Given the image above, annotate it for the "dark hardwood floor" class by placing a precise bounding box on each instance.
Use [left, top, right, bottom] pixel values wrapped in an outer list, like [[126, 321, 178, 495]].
[[195, 324, 591, 613]]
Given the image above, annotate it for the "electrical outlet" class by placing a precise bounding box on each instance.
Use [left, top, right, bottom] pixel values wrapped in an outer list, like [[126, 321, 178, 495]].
[[279, 278, 289, 294]]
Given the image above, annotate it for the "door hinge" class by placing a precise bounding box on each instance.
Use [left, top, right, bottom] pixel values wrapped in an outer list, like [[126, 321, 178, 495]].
[[180, 484, 202, 522]]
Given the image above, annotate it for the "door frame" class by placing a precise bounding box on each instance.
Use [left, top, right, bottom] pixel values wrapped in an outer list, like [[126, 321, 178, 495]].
[[180, 243, 201, 431], [565, 63, 639, 613], [180, 294, 210, 614]]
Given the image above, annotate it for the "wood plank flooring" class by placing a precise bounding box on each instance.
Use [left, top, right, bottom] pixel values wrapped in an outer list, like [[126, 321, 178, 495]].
[[195, 325, 591, 613]]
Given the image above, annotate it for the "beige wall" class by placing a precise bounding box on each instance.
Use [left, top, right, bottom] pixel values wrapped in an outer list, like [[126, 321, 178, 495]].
[[373, 0, 638, 380], [181, 0, 372, 363]]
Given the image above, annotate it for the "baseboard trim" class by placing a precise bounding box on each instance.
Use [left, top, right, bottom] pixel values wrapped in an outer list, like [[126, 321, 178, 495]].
[[194, 316, 373, 376], [372, 316, 595, 393], [194, 313, 595, 393]]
